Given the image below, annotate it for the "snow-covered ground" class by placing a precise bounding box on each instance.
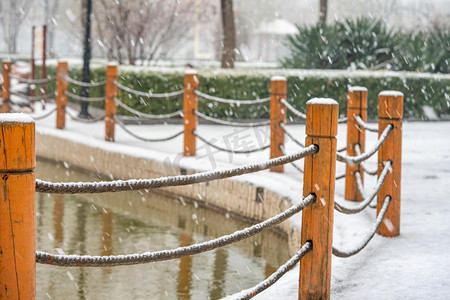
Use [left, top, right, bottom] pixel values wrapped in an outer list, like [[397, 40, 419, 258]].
[[31, 103, 450, 299]]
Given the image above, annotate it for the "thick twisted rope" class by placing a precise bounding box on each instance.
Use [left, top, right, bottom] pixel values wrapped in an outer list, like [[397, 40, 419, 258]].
[[114, 80, 184, 99], [36, 194, 315, 267], [336, 173, 345, 180], [194, 110, 270, 127], [65, 109, 105, 123], [195, 90, 270, 105], [279, 98, 306, 119], [337, 146, 346, 152], [64, 91, 105, 102], [354, 144, 377, 175], [195, 131, 270, 154], [334, 160, 391, 214], [10, 91, 54, 101], [336, 125, 392, 164], [64, 75, 105, 87], [338, 117, 347, 124], [115, 116, 183, 142], [30, 107, 57, 121], [114, 97, 183, 119], [35, 145, 318, 194], [279, 144, 304, 173], [8, 74, 55, 84], [355, 115, 378, 132], [237, 241, 312, 300], [279, 122, 305, 148], [332, 196, 391, 257]]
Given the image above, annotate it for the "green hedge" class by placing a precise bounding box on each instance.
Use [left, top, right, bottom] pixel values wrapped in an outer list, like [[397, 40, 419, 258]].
[[39, 66, 450, 119]]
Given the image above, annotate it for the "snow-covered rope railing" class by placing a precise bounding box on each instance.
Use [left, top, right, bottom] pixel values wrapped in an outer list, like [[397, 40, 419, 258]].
[[279, 98, 306, 119], [8, 74, 55, 84], [337, 146, 346, 152], [194, 90, 270, 105], [332, 196, 391, 258], [194, 110, 270, 127], [354, 144, 377, 175], [114, 116, 183, 142], [194, 131, 270, 154], [114, 80, 184, 99], [338, 117, 347, 124], [334, 160, 391, 214], [279, 144, 303, 173], [64, 90, 105, 102], [114, 97, 183, 120], [64, 75, 106, 87], [238, 241, 312, 300], [279, 122, 305, 148], [35, 145, 318, 194], [355, 115, 378, 132], [354, 170, 377, 209], [36, 194, 316, 266], [336, 173, 346, 180], [336, 124, 393, 164], [65, 109, 105, 123], [10, 91, 54, 101], [29, 107, 57, 121]]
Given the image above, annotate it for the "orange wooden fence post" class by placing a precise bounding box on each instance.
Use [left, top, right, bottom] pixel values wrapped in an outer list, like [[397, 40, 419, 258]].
[[1, 60, 12, 113], [56, 61, 68, 129], [377, 91, 403, 237], [0, 114, 36, 299], [270, 76, 287, 172], [345, 86, 368, 201], [299, 98, 338, 300], [105, 63, 118, 142], [183, 70, 198, 156]]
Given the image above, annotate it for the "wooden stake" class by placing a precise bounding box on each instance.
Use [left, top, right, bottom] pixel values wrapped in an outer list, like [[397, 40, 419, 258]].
[[1, 60, 12, 113], [377, 91, 403, 237], [183, 70, 198, 156], [0, 115, 36, 299], [345, 86, 368, 201], [105, 63, 118, 142], [56, 61, 68, 129], [270, 76, 287, 172], [299, 98, 338, 300]]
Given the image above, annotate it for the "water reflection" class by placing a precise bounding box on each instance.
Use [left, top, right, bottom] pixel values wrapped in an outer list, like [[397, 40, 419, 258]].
[[35, 159, 289, 299]]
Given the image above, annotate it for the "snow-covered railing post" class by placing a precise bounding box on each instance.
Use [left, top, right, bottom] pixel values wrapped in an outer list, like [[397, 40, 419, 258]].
[[56, 61, 68, 129], [377, 91, 403, 237], [105, 63, 118, 142], [299, 98, 338, 299], [183, 70, 198, 156], [345, 86, 368, 201], [1, 60, 12, 113], [270, 76, 287, 172], [0, 114, 36, 299]]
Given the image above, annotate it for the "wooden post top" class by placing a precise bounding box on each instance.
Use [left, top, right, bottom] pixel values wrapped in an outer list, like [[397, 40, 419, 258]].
[[184, 70, 198, 90], [106, 62, 118, 76], [378, 91, 404, 119], [0, 114, 35, 172], [347, 86, 368, 109], [270, 76, 287, 94], [57, 61, 68, 69], [306, 98, 339, 137]]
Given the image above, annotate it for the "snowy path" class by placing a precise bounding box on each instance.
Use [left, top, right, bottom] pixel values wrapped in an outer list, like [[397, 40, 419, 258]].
[[33, 104, 450, 299]]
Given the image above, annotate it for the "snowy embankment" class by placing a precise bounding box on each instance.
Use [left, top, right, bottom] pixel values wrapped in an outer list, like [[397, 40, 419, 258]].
[[32, 104, 450, 299]]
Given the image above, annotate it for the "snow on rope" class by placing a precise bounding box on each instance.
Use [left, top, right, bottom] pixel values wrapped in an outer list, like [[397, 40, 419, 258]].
[[194, 131, 270, 154], [36, 194, 315, 267], [279, 98, 306, 119], [237, 241, 312, 300], [65, 109, 105, 123], [35, 145, 318, 194], [337, 145, 346, 152], [354, 144, 378, 175], [115, 97, 183, 119], [279, 122, 305, 148], [114, 80, 184, 99], [8, 74, 55, 84], [338, 117, 347, 124], [194, 90, 270, 105], [355, 115, 378, 132], [336, 124, 393, 164], [334, 160, 391, 214], [332, 196, 391, 258], [279, 144, 303, 173], [64, 91, 105, 102], [10, 91, 54, 101], [29, 107, 57, 121], [194, 110, 270, 127], [114, 116, 183, 142], [336, 173, 346, 180], [64, 75, 106, 87]]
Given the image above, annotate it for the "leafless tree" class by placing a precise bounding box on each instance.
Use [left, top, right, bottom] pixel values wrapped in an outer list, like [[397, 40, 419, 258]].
[[0, 0, 34, 53], [220, 0, 236, 68], [318, 0, 328, 26], [44, 0, 60, 56]]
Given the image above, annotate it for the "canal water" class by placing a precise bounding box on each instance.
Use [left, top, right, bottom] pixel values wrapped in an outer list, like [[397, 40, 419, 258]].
[[35, 159, 290, 299]]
